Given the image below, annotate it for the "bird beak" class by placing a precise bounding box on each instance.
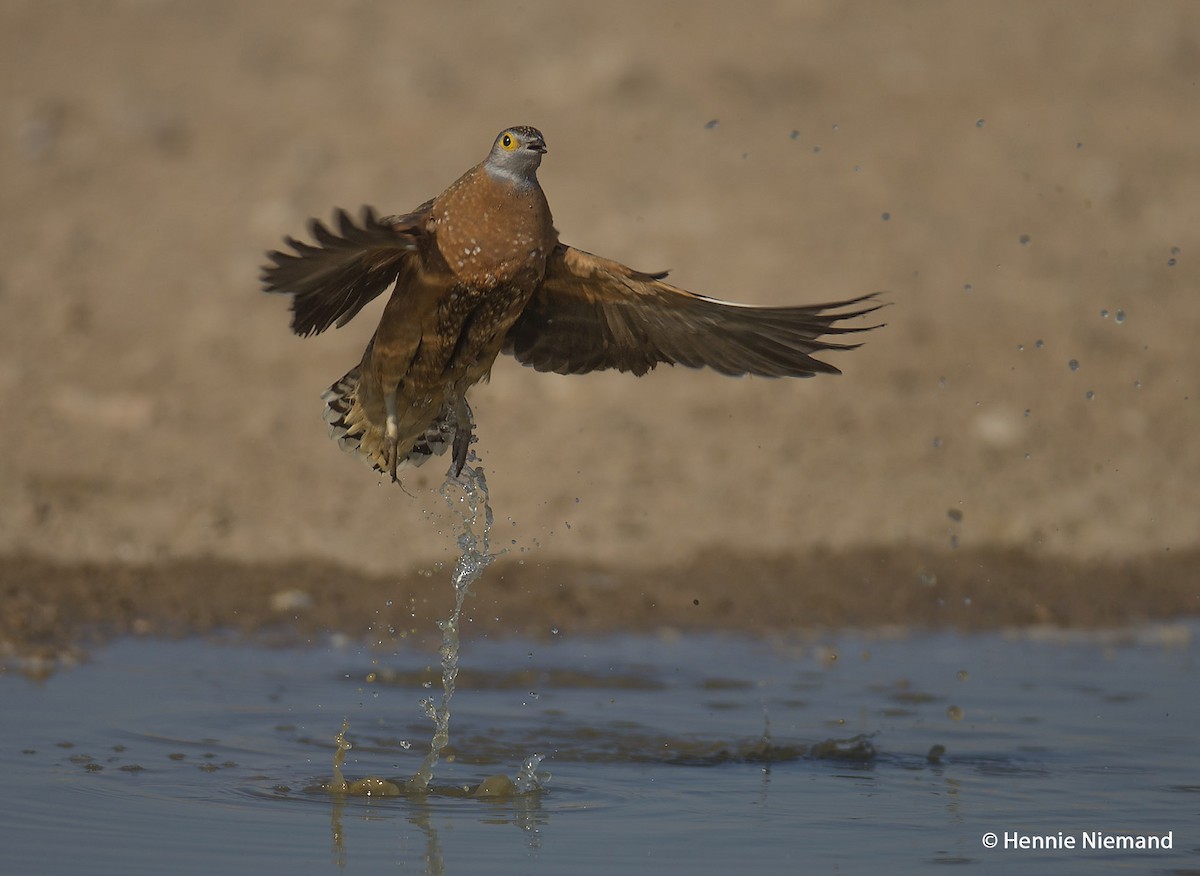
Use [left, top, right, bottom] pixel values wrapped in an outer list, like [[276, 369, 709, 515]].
[[528, 137, 547, 154]]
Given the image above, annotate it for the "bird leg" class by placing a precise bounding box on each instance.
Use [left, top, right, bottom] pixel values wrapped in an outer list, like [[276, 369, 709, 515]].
[[385, 394, 401, 482], [451, 396, 475, 477]]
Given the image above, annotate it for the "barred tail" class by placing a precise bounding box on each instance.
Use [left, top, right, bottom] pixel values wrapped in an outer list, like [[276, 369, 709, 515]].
[[320, 367, 375, 464], [320, 368, 459, 476]]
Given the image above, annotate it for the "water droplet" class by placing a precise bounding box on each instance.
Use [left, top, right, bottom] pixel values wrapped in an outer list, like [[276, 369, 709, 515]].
[[1100, 308, 1110, 319], [1018, 233, 1032, 246], [1068, 358, 1080, 372], [881, 211, 891, 221], [949, 534, 959, 549], [1168, 257, 1177, 267], [812, 145, 821, 154], [852, 164, 861, 172], [1133, 379, 1142, 389], [1171, 246, 1181, 255], [956, 670, 970, 682], [1085, 389, 1095, 400], [704, 119, 719, 130], [932, 437, 943, 449], [1114, 309, 1125, 324], [1023, 408, 1031, 417], [947, 508, 963, 522], [789, 129, 800, 140], [1024, 452, 1031, 460], [947, 705, 965, 721], [832, 123, 840, 132], [938, 376, 948, 389], [1016, 343, 1025, 351], [975, 118, 986, 128], [1035, 339, 1045, 349], [963, 283, 973, 292]]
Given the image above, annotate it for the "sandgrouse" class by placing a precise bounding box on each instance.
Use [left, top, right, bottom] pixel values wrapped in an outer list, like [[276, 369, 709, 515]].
[[262, 125, 882, 481]]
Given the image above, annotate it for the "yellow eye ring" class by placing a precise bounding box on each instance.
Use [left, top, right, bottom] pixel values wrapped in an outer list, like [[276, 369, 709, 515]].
[[499, 131, 518, 152]]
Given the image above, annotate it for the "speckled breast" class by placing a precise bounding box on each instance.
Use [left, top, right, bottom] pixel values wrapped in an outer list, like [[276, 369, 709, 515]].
[[430, 170, 555, 288]]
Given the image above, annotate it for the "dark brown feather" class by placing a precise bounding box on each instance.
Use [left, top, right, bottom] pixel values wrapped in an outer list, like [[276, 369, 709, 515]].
[[261, 206, 426, 337], [502, 244, 884, 377]]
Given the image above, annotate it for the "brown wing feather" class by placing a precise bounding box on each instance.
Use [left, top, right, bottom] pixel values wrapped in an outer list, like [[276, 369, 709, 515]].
[[261, 205, 428, 337], [502, 244, 884, 377]]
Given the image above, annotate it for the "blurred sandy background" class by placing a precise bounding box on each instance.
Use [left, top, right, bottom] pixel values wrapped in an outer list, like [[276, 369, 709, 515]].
[[2, 1, 1198, 653]]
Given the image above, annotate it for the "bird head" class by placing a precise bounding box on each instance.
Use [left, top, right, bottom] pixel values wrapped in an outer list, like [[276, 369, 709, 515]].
[[485, 126, 547, 184]]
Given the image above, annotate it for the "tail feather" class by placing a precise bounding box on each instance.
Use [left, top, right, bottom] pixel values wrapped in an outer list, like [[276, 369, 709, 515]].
[[320, 368, 460, 476], [320, 368, 372, 455], [406, 406, 458, 468]]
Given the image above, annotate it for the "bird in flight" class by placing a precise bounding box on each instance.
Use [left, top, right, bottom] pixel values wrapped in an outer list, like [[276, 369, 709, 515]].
[[262, 126, 882, 482]]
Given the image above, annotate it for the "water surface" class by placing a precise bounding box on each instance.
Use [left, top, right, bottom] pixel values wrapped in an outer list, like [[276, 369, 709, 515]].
[[4, 625, 1197, 874]]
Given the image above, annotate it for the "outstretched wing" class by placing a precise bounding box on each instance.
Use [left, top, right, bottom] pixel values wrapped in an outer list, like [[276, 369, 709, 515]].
[[261, 205, 428, 337], [502, 244, 884, 377]]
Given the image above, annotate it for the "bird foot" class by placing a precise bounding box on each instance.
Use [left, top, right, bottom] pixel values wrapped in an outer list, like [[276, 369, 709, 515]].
[[451, 423, 473, 477], [387, 437, 399, 482], [384, 413, 401, 482], [450, 397, 476, 477]]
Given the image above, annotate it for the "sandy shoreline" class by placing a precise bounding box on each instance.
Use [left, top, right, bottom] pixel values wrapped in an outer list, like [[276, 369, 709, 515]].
[[5, 546, 1196, 671]]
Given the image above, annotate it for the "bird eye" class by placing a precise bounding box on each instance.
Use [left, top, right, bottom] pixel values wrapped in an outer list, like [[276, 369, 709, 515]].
[[499, 131, 518, 151]]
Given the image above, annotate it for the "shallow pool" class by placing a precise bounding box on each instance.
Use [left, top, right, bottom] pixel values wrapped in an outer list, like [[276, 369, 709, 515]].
[[4, 625, 1197, 874]]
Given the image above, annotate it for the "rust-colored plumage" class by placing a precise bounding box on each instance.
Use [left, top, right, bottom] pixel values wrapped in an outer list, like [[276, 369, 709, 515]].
[[262, 126, 882, 481]]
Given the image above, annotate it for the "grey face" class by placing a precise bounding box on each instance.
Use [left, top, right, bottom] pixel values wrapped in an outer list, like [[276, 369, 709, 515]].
[[485, 126, 547, 182]]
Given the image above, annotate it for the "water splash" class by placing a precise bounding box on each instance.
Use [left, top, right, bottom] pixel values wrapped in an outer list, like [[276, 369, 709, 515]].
[[326, 453, 549, 797], [405, 456, 496, 792], [329, 718, 401, 797], [513, 754, 550, 794]]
